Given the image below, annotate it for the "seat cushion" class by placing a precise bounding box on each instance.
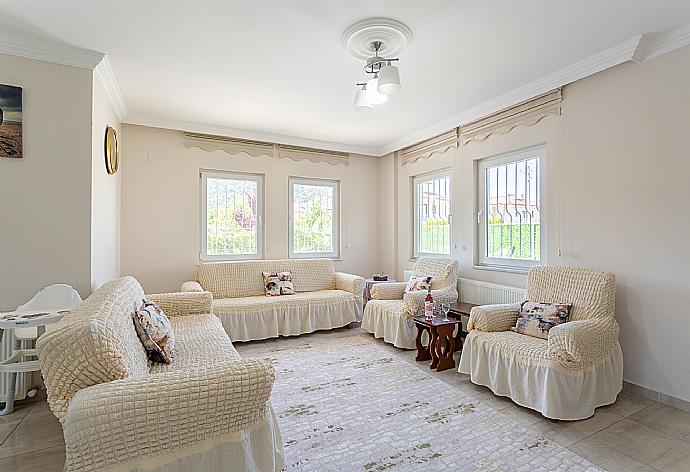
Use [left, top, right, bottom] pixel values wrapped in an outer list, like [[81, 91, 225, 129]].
[[212, 290, 357, 342], [150, 314, 239, 374], [469, 330, 549, 363], [214, 290, 355, 315]]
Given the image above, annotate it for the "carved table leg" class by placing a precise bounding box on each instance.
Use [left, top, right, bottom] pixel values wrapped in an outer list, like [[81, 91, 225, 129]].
[[429, 326, 440, 369], [435, 324, 457, 372], [415, 324, 432, 362]]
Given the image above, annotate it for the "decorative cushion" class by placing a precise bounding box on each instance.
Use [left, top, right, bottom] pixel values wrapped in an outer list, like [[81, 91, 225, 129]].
[[132, 299, 175, 363], [510, 301, 571, 339], [262, 271, 296, 296], [405, 275, 432, 293]]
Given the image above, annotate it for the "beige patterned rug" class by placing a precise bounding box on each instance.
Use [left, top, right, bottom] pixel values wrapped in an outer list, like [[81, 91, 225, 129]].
[[239, 332, 602, 472]]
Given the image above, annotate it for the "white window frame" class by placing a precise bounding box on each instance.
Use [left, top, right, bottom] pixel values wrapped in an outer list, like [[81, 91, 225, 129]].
[[200, 169, 264, 261], [288, 177, 340, 259], [476, 146, 545, 272], [413, 169, 452, 259]]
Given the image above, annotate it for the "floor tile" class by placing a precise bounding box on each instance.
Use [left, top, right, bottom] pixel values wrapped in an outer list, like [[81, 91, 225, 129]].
[[590, 418, 690, 472], [630, 402, 690, 444], [601, 390, 655, 418], [531, 410, 624, 447], [0, 412, 64, 458], [568, 437, 657, 472], [0, 445, 65, 472]]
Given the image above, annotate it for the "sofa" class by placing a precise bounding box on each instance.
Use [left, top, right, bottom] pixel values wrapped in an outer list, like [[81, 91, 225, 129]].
[[361, 258, 459, 349], [182, 258, 365, 342], [36, 276, 285, 472], [459, 266, 622, 420]]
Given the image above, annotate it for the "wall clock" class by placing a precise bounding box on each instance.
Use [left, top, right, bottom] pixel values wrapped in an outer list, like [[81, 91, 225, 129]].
[[104, 126, 120, 175]]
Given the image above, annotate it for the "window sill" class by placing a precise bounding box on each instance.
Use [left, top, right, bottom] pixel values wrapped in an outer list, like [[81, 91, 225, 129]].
[[472, 264, 530, 275]]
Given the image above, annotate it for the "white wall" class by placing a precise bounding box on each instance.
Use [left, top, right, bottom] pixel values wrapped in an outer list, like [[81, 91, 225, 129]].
[[90, 79, 121, 291], [120, 125, 379, 293], [384, 45, 690, 402], [0, 53, 93, 308]]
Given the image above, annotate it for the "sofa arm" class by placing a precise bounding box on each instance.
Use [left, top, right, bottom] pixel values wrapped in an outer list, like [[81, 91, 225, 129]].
[[181, 280, 204, 292], [548, 319, 620, 370], [467, 303, 521, 332], [370, 282, 407, 300], [335, 272, 366, 317], [145, 291, 213, 317], [63, 359, 274, 472], [403, 286, 458, 318]]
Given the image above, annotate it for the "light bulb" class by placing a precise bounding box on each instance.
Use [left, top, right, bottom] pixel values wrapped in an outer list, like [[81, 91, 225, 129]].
[[366, 76, 388, 105]]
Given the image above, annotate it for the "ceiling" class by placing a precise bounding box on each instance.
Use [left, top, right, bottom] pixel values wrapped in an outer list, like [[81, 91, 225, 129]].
[[1, 1, 690, 155]]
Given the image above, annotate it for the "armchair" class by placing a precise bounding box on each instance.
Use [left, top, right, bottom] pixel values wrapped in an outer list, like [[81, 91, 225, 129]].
[[361, 258, 458, 349], [459, 266, 622, 420]]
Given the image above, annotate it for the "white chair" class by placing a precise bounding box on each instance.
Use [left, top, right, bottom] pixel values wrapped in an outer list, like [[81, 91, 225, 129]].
[[1, 284, 82, 415]]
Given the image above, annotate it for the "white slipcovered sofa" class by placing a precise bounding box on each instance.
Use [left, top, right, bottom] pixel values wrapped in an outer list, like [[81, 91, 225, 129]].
[[36, 276, 284, 472], [459, 266, 623, 420], [361, 258, 459, 349], [182, 258, 365, 342]]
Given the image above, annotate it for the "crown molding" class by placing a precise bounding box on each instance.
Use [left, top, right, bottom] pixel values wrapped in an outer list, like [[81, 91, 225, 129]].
[[94, 56, 128, 121], [638, 23, 690, 61], [123, 112, 380, 156], [0, 30, 103, 69], [376, 35, 644, 155]]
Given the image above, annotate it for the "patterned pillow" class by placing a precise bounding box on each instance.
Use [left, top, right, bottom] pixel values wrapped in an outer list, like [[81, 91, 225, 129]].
[[405, 275, 432, 293], [132, 299, 175, 363], [262, 271, 296, 296], [510, 301, 572, 339]]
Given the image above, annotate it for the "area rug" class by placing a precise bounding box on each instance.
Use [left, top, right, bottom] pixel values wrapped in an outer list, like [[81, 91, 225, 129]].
[[239, 332, 602, 471]]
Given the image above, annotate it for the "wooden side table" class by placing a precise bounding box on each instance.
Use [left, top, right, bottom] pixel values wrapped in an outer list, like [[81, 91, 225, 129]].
[[448, 302, 479, 351], [413, 315, 461, 372]]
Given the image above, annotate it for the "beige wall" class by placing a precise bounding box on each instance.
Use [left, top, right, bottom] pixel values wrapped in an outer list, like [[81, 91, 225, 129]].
[[0, 53, 93, 308], [385, 45, 690, 401], [120, 125, 379, 293], [90, 79, 121, 291]]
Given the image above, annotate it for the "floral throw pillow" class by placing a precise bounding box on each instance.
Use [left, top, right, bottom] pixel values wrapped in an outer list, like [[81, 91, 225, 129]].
[[132, 299, 175, 363], [262, 271, 296, 296], [510, 301, 572, 340], [405, 275, 432, 293]]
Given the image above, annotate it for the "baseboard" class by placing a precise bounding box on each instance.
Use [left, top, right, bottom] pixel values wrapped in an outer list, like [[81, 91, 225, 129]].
[[623, 381, 690, 413]]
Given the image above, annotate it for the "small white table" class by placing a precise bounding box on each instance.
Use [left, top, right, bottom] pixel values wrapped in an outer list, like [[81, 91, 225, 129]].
[[0, 310, 67, 415]]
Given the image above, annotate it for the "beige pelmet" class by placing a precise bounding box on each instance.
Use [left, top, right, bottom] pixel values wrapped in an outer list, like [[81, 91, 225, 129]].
[[36, 277, 284, 472]]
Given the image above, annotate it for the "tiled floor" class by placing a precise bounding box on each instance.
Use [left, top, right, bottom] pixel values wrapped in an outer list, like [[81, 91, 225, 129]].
[[3, 327, 690, 472]]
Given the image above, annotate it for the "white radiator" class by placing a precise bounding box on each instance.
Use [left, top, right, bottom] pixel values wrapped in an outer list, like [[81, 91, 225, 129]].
[[458, 278, 526, 305], [0, 330, 28, 402]]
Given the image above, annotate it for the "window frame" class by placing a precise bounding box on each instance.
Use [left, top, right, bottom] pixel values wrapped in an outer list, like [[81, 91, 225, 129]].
[[412, 169, 452, 259], [476, 145, 545, 272], [199, 169, 264, 261], [288, 176, 340, 260]]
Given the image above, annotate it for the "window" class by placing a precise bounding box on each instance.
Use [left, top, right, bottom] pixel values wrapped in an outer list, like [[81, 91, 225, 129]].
[[289, 177, 339, 258], [413, 172, 451, 257], [477, 146, 543, 270], [200, 170, 263, 260]]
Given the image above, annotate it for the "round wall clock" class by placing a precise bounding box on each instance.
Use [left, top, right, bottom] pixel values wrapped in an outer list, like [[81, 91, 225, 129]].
[[104, 126, 120, 175]]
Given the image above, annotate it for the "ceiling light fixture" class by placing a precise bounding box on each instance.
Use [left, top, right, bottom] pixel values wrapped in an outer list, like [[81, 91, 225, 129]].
[[342, 18, 413, 111]]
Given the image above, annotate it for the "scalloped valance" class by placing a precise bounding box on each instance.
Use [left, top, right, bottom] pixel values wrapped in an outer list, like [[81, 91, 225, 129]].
[[399, 129, 459, 165], [183, 132, 350, 166], [460, 88, 562, 144]]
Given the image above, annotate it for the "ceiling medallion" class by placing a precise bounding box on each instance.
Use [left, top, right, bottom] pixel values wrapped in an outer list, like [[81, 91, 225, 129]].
[[342, 18, 413, 111]]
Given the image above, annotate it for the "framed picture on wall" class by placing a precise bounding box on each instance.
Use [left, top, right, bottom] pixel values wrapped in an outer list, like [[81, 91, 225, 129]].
[[0, 83, 23, 159]]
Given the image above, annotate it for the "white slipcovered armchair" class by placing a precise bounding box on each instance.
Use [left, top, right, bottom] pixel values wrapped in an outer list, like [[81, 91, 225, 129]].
[[361, 258, 459, 349], [459, 266, 622, 420]]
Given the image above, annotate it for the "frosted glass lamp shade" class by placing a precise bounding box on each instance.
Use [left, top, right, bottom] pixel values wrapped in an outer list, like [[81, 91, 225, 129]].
[[378, 63, 401, 94], [354, 87, 373, 111], [366, 77, 388, 105]]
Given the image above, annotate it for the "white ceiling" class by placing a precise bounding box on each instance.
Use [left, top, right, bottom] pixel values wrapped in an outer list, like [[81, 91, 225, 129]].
[[1, 1, 690, 155]]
